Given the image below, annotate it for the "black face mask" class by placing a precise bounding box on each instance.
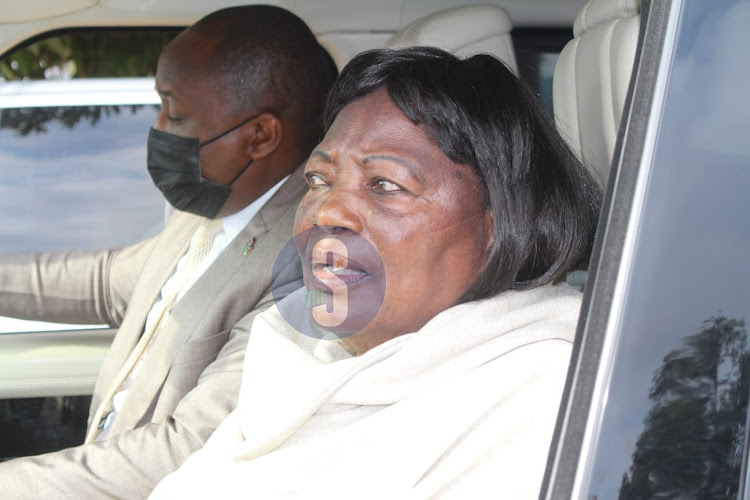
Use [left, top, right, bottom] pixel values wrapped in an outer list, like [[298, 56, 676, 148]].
[[147, 113, 259, 219]]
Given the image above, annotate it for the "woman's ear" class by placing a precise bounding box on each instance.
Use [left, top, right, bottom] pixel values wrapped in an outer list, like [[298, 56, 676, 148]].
[[246, 113, 284, 160]]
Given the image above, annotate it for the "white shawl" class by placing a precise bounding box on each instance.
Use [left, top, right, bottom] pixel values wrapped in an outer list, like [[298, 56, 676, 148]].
[[150, 283, 581, 499]]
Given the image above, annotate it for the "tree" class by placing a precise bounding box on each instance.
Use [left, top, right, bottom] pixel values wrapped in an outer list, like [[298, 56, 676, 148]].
[[619, 316, 750, 499], [1, 30, 179, 81], [0, 30, 178, 135]]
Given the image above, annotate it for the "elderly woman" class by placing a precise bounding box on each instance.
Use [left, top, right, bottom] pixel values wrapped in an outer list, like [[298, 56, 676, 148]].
[[150, 47, 601, 498]]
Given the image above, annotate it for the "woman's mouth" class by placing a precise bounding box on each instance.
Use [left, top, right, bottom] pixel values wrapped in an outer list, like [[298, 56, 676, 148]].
[[312, 260, 369, 289], [306, 232, 380, 292]]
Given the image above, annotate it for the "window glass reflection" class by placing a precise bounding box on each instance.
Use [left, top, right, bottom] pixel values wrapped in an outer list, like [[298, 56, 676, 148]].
[[0, 104, 164, 254], [618, 316, 749, 498], [587, 0, 750, 498], [0, 104, 164, 333]]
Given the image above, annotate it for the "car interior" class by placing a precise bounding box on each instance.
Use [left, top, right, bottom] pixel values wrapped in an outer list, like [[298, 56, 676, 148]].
[[0, 0, 646, 495]]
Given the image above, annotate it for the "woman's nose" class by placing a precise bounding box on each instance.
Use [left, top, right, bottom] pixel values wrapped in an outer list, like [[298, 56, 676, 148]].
[[313, 184, 364, 234]]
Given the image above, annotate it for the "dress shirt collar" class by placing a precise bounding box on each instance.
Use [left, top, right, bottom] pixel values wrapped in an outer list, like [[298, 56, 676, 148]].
[[219, 175, 289, 240]]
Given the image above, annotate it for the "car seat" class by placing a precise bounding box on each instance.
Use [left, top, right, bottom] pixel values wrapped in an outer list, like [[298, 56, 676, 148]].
[[386, 4, 518, 74], [553, 0, 641, 185]]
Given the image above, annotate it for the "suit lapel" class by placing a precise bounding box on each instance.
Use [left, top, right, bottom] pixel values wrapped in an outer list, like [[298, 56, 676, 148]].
[[122, 215, 198, 342], [91, 212, 199, 412], [111, 167, 307, 432]]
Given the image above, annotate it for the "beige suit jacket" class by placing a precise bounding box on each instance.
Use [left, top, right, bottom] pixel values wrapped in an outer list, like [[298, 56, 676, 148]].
[[0, 167, 307, 498]]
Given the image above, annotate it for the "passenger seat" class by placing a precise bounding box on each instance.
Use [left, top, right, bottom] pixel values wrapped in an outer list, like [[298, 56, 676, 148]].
[[386, 4, 518, 75], [553, 0, 640, 185]]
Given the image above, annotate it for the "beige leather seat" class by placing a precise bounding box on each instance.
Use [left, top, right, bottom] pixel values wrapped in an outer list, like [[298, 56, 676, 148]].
[[386, 4, 518, 74], [553, 0, 640, 185]]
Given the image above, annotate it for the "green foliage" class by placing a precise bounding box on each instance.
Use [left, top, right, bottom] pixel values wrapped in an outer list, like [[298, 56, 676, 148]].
[[0, 29, 180, 80], [618, 316, 750, 499], [0, 30, 180, 135]]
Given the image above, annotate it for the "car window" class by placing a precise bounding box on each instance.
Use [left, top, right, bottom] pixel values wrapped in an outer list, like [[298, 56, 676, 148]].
[[0, 29, 179, 460], [513, 28, 571, 117], [0, 97, 163, 254], [0, 30, 177, 81], [587, 0, 750, 497], [543, 0, 750, 497], [0, 29, 180, 334]]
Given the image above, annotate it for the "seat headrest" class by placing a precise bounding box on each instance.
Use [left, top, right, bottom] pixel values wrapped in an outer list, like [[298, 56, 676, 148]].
[[386, 4, 518, 74], [553, 0, 640, 185], [574, 0, 640, 36]]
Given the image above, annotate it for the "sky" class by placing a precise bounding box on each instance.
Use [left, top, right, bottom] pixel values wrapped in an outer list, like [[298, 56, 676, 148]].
[[0, 104, 165, 254]]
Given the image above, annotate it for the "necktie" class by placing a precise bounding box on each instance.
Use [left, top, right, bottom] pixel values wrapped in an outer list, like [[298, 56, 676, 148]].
[[85, 219, 222, 442]]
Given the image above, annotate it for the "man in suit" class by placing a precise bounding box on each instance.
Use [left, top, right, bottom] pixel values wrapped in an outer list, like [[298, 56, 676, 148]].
[[0, 5, 336, 498]]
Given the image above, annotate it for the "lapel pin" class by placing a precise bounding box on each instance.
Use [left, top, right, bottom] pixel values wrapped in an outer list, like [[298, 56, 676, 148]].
[[242, 237, 256, 255]]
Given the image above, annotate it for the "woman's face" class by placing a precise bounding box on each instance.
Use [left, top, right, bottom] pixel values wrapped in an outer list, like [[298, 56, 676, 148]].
[[294, 89, 492, 354]]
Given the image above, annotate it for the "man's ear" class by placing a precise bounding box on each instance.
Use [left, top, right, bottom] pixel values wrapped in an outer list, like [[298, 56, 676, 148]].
[[246, 113, 284, 160]]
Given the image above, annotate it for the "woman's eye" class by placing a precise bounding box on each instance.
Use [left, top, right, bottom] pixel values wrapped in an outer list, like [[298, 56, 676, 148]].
[[373, 178, 401, 192], [168, 115, 183, 123], [306, 173, 327, 187]]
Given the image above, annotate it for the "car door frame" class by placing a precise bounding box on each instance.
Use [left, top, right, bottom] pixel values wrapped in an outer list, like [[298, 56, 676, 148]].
[[539, 0, 690, 497]]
